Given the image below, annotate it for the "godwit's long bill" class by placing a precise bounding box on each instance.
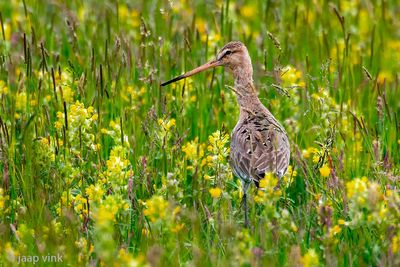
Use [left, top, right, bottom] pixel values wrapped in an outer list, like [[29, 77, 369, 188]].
[[161, 59, 221, 86], [161, 41, 290, 227]]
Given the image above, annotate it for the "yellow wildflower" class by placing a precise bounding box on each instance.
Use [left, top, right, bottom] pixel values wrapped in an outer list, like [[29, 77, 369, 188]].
[[392, 235, 399, 253], [240, 4, 256, 18], [0, 80, 8, 95], [3, 23, 11, 41], [208, 131, 229, 153], [329, 225, 341, 238], [143, 195, 168, 222], [61, 85, 75, 103], [291, 222, 298, 232], [182, 138, 204, 161], [319, 165, 330, 177], [173, 206, 181, 217], [285, 165, 297, 182], [377, 71, 393, 85], [94, 195, 127, 226], [301, 249, 319, 267], [96, 205, 115, 223], [166, 118, 176, 129], [281, 65, 305, 87], [254, 190, 265, 204], [171, 223, 185, 233], [142, 228, 149, 236], [104, 146, 130, 187], [116, 248, 140, 266], [195, 18, 207, 34], [209, 187, 222, 199], [54, 121, 63, 129], [0, 188, 9, 210], [4, 242, 17, 262], [85, 184, 104, 202], [16, 91, 27, 110], [74, 194, 89, 215], [259, 173, 278, 190], [346, 177, 368, 199], [302, 147, 314, 159]]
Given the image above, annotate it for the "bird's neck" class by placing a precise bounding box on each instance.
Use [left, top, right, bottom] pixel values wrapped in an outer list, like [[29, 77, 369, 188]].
[[233, 74, 261, 110], [232, 61, 253, 87], [230, 62, 265, 113], [234, 83, 264, 113]]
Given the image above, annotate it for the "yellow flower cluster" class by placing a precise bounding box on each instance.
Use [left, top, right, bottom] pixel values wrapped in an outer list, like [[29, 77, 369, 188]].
[[206, 131, 230, 166], [56, 190, 72, 215], [319, 164, 331, 177], [73, 193, 89, 217], [392, 233, 400, 254], [121, 85, 147, 107], [118, 5, 140, 28], [0, 80, 8, 96], [208, 131, 229, 155], [92, 195, 129, 264], [181, 131, 233, 201], [302, 147, 321, 162], [345, 177, 397, 226], [346, 177, 369, 202], [143, 195, 169, 222], [209, 187, 222, 199], [15, 91, 27, 111], [182, 137, 205, 162], [301, 249, 319, 267], [53, 69, 76, 103], [141, 196, 185, 235], [158, 118, 176, 131], [171, 223, 185, 234], [283, 165, 297, 185], [157, 118, 176, 141], [277, 208, 299, 236], [0, 188, 9, 211], [115, 248, 141, 267], [329, 224, 342, 238], [281, 65, 305, 88], [239, 4, 256, 18], [104, 146, 130, 188], [85, 184, 105, 202], [75, 237, 93, 263], [61, 85, 75, 103], [234, 230, 253, 263], [16, 223, 35, 243], [94, 195, 129, 226], [54, 101, 98, 154], [255, 173, 281, 203], [101, 120, 129, 146]]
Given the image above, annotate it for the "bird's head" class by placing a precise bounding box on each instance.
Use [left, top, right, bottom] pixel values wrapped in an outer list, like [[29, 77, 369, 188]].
[[161, 41, 253, 87]]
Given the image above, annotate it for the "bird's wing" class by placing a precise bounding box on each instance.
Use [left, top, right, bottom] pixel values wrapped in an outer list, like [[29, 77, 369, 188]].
[[230, 114, 290, 184]]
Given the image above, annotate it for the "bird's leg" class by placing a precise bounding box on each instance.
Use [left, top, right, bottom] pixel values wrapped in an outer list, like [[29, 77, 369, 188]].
[[240, 180, 250, 228], [243, 192, 249, 228]]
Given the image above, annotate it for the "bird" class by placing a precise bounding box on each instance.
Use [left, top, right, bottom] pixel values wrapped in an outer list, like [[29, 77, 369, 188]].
[[161, 41, 290, 227]]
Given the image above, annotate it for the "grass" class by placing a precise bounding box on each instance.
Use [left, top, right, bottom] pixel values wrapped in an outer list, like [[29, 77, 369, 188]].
[[0, 0, 399, 266]]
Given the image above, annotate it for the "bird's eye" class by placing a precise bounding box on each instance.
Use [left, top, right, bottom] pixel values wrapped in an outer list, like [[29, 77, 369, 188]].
[[224, 50, 232, 56]]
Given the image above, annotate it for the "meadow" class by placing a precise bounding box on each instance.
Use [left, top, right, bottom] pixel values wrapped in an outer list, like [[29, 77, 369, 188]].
[[0, 0, 399, 266]]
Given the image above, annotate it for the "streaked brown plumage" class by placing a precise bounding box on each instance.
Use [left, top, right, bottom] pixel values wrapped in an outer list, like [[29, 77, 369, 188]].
[[161, 41, 290, 227]]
